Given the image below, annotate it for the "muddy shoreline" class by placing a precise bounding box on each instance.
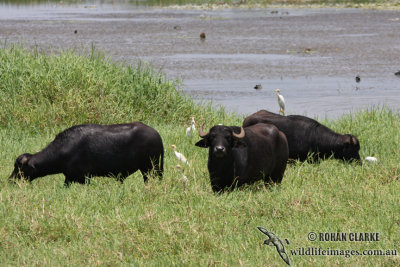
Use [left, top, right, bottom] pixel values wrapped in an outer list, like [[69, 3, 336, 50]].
[[0, 4, 399, 118]]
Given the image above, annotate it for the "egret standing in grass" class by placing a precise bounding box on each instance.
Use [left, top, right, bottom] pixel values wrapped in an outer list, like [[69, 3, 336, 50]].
[[274, 89, 285, 116], [171, 145, 190, 166], [186, 117, 196, 138], [175, 164, 188, 190]]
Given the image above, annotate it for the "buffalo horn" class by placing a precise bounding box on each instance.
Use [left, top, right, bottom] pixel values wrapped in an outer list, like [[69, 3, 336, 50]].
[[232, 127, 245, 139], [198, 124, 209, 138]]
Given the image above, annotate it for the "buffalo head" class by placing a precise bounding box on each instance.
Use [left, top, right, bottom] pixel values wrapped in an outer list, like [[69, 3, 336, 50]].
[[336, 134, 361, 163], [195, 125, 246, 158], [9, 153, 36, 181]]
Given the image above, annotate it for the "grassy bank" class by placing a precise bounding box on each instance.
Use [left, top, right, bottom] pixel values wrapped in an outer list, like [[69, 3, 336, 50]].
[[0, 47, 399, 266], [0, 45, 229, 131]]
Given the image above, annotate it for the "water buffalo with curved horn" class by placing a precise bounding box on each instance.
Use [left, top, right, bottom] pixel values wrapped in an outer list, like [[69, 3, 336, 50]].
[[243, 110, 361, 162], [195, 124, 288, 192], [9, 122, 164, 186]]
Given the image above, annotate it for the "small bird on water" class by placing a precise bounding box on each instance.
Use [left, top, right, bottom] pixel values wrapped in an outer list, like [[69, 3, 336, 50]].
[[274, 89, 285, 116], [395, 71, 400, 77], [355, 75, 360, 83], [254, 84, 262, 90]]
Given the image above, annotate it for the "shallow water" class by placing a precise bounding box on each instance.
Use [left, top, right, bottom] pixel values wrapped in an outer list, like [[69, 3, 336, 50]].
[[1, 2, 399, 118]]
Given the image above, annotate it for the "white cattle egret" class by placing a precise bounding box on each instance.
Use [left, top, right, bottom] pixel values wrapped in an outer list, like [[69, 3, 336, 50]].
[[274, 89, 285, 115], [171, 145, 190, 166], [365, 156, 377, 163], [175, 164, 188, 189], [186, 117, 196, 138]]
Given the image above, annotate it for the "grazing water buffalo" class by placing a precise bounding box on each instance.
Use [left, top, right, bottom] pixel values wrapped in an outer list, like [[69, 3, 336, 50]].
[[195, 124, 288, 192], [243, 110, 361, 162], [9, 122, 164, 185]]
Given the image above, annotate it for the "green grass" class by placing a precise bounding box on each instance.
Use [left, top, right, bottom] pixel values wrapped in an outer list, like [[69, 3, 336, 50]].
[[0, 46, 399, 266], [0, 44, 229, 131]]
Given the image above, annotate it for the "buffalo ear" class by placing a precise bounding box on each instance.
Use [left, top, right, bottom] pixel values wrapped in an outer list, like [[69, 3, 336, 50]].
[[20, 155, 30, 165], [343, 135, 358, 148], [195, 139, 209, 148], [19, 154, 35, 169], [351, 135, 359, 145], [343, 135, 352, 148]]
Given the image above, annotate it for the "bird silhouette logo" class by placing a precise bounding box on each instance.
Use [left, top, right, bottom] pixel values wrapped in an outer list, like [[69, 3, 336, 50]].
[[257, 227, 291, 266]]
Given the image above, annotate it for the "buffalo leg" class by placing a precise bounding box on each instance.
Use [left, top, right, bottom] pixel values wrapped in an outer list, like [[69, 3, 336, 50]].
[[148, 156, 163, 180], [153, 162, 163, 180], [64, 177, 73, 187], [268, 164, 286, 185], [139, 169, 150, 183], [115, 176, 124, 184], [64, 175, 86, 186], [211, 178, 232, 193], [115, 173, 129, 183], [263, 176, 276, 188], [140, 158, 163, 183]]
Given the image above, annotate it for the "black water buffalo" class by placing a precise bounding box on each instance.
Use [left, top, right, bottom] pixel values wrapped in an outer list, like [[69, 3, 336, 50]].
[[243, 110, 361, 162], [195, 124, 288, 192], [9, 122, 164, 185]]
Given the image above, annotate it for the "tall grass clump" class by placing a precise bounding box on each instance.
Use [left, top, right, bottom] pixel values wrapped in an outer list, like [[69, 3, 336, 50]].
[[0, 45, 228, 131]]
